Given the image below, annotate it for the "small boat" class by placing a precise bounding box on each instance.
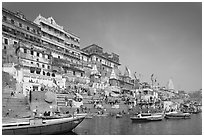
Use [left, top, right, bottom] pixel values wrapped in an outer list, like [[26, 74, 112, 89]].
[[130, 113, 164, 122], [116, 114, 122, 118], [165, 111, 191, 119], [2, 116, 85, 135], [97, 113, 109, 117], [141, 113, 151, 116]]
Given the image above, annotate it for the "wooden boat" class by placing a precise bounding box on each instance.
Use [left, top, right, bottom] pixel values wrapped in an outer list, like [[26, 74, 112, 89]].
[[165, 112, 191, 119], [116, 114, 122, 118], [130, 113, 164, 122], [2, 116, 85, 135], [97, 113, 109, 117], [141, 113, 151, 116]]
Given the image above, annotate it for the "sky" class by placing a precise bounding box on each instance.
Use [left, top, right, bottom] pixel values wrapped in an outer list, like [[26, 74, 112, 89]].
[[2, 2, 202, 92]]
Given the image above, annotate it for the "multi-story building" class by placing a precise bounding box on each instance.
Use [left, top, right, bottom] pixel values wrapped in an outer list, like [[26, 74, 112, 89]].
[[34, 15, 85, 86], [81, 44, 120, 78], [2, 8, 55, 95]]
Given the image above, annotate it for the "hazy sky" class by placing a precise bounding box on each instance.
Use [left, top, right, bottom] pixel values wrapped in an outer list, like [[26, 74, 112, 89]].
[[2, 2, 202, 92]]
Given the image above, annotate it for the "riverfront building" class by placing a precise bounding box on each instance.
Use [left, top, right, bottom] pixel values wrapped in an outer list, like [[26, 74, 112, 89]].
[[2, 8, 136, 96], [82, 44, 120, 77], [34, 15, 86, 87], [81, 44, 121, 90], [2, 8, 53, 95]]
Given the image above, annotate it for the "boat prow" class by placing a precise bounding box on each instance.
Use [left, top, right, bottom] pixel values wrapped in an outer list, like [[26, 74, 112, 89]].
[[2, 116, 85, 135]]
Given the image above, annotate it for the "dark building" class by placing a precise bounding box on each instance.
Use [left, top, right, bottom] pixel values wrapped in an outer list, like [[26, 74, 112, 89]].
[[82, 44, 120, 78]]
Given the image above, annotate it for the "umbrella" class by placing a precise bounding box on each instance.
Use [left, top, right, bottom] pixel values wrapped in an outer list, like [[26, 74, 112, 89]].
[[44, 91, 56, 103]]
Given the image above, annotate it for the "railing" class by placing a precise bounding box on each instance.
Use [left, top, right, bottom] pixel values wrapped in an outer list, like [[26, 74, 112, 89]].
[[41, 27, 65, 41], [19, 52, 51, 63]]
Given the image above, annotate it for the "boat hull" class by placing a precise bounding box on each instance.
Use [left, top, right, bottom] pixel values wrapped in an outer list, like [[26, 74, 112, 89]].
[[165, 113, 191, 119], [116, 115, 122, 118], [130, 115, 164, 122], [2, 116, 85, 135]]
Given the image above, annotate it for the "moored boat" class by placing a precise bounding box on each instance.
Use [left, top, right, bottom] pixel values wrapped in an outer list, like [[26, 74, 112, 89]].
[[165, 112, 191, 119], [130, 113, 164, 122], [2, 116, 85, 135], [116, 114, 122, 118]]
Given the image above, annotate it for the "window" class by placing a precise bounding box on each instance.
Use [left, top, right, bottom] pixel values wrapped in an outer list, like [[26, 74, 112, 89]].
[[52, 73, 55, 77], [4, 38, 8, 45], [47, 66, 50, 69], [3, 16, 7, 21], [81, 73, 83, 77], [30, 68, 35, 73], [11, 19, 14, 24], [19, 23, 22, 28], [27, 26, 30, 31], [73, 71, 75, 75], [24, 49, 27, 53], [43, 71, 45, 75], [14, 41, 17, 44], [37, 52, 39, 57], [33, 29, 36, 33], [31, 50, 33, 55], [47, 72, 50, 76], [36, 70, 41, 74], [48, 55, 50, 59], [42, 64, 45, 68], [4, 46, 6, 49], [58, 56, 60, 59], [37, 63, 39, 67], [31, 62, 33, 64]]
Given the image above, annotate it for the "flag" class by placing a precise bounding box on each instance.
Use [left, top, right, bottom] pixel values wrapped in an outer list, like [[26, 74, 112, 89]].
[[134, 72, 137, 78], [151, 74, 154, 82], [134, 72, 138, 81]]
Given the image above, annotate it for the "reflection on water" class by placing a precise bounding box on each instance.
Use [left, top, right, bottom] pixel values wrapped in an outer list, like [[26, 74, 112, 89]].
[[73, 113, 202, 135]]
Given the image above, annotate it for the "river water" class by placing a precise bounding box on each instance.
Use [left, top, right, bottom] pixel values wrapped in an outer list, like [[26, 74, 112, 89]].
[[68, 113, 202, 135]]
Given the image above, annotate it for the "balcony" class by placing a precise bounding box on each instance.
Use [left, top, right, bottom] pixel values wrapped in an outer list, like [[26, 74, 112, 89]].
[[19, 59, 38, 68], [19, 52, 51, 64], [52, 57, 70, 67], [41, 27, 64, 41], [2, 24, 41, 44], [42, 35, 64, 48]]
